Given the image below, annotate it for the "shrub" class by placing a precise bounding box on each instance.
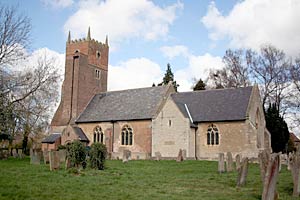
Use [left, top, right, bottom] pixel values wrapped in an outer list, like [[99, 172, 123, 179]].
[[66, 140, 86, 168], [57, 144, 66, 150], [89, 143, 107, 170]]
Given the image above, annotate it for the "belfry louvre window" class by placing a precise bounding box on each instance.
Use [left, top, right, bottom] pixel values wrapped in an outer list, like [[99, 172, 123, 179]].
[[207, 124, 219, 145], [95, 69, 101, 79], [121, 125, 133, 146], [93, 126, 104, 144]]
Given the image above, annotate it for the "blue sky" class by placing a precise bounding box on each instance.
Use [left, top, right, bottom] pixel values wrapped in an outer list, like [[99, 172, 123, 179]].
[[2, 0, 300, 91]]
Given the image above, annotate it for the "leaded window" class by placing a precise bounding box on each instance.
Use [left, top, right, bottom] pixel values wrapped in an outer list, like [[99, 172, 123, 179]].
[[93, 126, 104, 144], [121, 125, 133, 146], [207, 124, 219, 145]]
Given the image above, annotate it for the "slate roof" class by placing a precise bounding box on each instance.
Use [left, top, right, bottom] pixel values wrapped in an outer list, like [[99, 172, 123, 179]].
[[76, 85, 169, 123], [172, 86, 253, 123], [42, 133, 61, 143], [73, 126, 89, 142]]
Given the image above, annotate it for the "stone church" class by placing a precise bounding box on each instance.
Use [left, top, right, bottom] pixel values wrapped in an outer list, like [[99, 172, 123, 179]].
[[42, 29, 271, 160]]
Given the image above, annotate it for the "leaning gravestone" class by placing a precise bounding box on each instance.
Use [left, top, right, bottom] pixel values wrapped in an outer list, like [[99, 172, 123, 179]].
[[236, 157, 249, 187], [176, 149, 183, 162], [218, 153, 225, 173], [155, 152, 162, 161], [235, 154, 241, 171], [49, 151, 60, 171], [290, 150, 300, 197], [58, 150, 67, 163], [258, 150, 270, 184], [262, 154, 280, 200], [226, 152, 234, 172]]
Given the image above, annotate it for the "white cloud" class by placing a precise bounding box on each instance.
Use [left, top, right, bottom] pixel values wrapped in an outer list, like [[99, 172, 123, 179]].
[[41, 0, 74, 8], [108, 57, 163, 91], [160, 45, 224, 91], [160, 45, 189, 59], [64, 0, 183, 49], [202, 0, 300, 56]]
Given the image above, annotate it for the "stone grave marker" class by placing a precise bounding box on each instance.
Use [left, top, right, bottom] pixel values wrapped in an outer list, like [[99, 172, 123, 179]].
[[49, 151, 60, 171], [258, 149, 270, 184], [236, 157, 249, 187], [43, 150, 50, 164], [226, 152, 234, 172], [30, 149, 41, 165], [290, 151, 300, 197], [235, 154, 241, 171], [58, 150, 66, 163], [65, 158, 72, 170], [122, 150, 131, 163], [155, 151, 162, 161], [12, 149, 18, 158], [176, 149, 183, 162], [218, 153, 225, 173], [18, 149, 24, 159], [0, 149, 8, 160], [262, 154, 280, 200], [182, 149, 187, 160]]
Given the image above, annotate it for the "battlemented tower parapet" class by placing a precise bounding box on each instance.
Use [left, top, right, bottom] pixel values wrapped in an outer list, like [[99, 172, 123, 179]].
[[51, 28, 109, 128]]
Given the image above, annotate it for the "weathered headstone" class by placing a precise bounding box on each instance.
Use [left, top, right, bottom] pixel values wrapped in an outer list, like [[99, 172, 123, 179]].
[[226, 152, 234, 172], [218, 153, 225, 173], [182, 149, 187, 160], [43, 150, 50, 164], [176, 149, 183, 162], [49, 151, 60, 171], [290, 151, 300, 197], [122, 150, 131, 163], [237, 157, 249, 187], [18, 149, 24, 159], [58, 150, 66, 163], [0, 149, 8, 160], [262, 154, 280, 200], [258, 150, 270, 184], [65, 158, 72, 170], [235, 154, 241, 171], [287, 153, 293, 171], [12, 149, 18, 158], [30, 149, 41, 165], [155, 151, 162, 161]]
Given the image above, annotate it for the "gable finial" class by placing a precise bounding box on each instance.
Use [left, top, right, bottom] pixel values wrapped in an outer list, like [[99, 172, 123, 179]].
[[87, 27, 91, 41], [67, 31, 71, 43], [105, 35, 108, 46]]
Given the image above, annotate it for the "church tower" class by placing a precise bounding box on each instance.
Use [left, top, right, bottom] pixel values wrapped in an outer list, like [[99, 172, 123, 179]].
[[51, 28, 109, 131]]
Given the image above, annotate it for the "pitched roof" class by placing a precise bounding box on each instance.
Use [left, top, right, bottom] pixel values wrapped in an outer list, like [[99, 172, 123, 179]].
[[76, 85, 170, 123], [42, 133, 61, 144], [73, 126, 89, 142], [172, 87, 253, 123], [290, 132, 300, 143]]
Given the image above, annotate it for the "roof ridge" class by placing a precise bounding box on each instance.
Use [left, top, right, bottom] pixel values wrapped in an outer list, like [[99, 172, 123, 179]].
[[97, 84, 168, 95], [173, 86, 253, 95]]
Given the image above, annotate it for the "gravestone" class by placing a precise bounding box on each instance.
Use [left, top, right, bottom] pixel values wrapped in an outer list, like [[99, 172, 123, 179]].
[[58, 150, 66, 163], [290, 151, 300, 197], [12, 149, 18, 158], [122, 150, 131, 163], [226, 152, 234, 172], [49, 151, 60, 171], [258, 150, 270, 184], [155, 152, 162, 161], [0, 149, 8, 160], [287, 153, 293, 171], [182, 149, 187, 160], [235, 154, 241, 171], [176, 149, 183, 162], [218, 153, 225, 173], [30, 149, 41, 165], [43, 150, 50, 164], [236, 157, 249, 187], [262, 154, 280, 200], [18, 149, 24, 159]]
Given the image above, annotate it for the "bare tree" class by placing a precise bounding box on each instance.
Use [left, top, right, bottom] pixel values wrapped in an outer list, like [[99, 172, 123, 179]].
[[207, 49, 250, 89], [247, 45, 292, 112], [0, 4, 31, 67]]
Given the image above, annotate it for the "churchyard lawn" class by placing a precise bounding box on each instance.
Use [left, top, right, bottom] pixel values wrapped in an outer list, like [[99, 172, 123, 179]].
[[0, 158, 297, 200]]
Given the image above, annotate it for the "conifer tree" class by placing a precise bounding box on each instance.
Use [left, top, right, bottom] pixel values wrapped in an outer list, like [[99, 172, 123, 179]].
[[193, 78, 206, 91], [265, 103, 289, 153], [159, 63, 179, 92]]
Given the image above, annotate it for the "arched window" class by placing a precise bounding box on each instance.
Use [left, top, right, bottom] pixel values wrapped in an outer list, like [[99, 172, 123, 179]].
[[93, 126, 104, 144], [121, 125, 133, 146], [207, 124, 219, 145]]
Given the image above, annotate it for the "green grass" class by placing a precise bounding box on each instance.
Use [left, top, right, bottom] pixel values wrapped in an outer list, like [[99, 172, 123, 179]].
[[0, 158, 297, 200]]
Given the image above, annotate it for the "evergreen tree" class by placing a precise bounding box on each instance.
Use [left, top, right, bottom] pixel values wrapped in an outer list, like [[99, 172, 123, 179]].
[[160, 63, 179, 92], [193, 78, 206, 91], [265, 103, 289, 153]]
